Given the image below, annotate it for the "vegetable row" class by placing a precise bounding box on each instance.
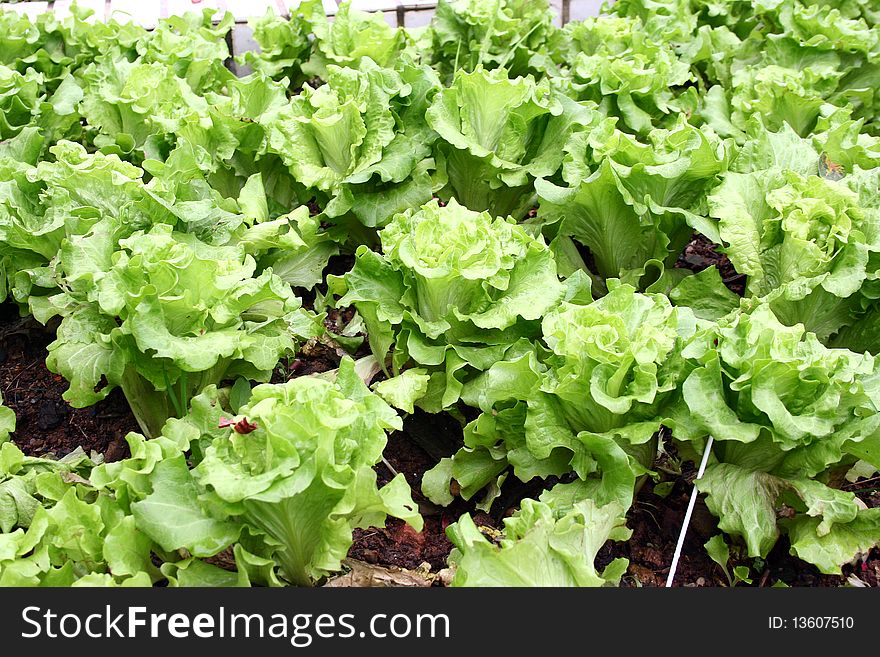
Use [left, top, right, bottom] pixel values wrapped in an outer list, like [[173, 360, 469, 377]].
[[0, 0, 878, 586]]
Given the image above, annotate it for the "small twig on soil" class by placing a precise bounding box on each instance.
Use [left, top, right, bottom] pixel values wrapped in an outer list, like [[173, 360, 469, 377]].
[[74, 423, 90, 443], [759, 569, 770, 588], [636, 504, 662, 532], [381, 457, 400, 478], [4, 360, 38, 391], [843, 475, 880, 490]]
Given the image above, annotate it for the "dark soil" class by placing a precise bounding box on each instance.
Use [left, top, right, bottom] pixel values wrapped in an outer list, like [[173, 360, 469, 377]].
[[675, 232, 746, 296], [0, 303, 137, 461], [350, 412, 495, 575], [600, 469, 845, 588]]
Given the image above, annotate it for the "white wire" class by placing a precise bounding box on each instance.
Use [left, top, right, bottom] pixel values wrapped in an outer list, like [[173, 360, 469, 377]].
[[665, 435, 714, 588]]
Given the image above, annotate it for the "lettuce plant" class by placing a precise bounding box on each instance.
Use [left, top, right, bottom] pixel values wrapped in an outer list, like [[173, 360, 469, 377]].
[[303, 0, 414, 80], [99, 359, 422, 587], [135, 10, 234, 95], [0, 5, 144, 91], [0, 129, 49, 304], [78, 56, 215, 161], [264, 59, 440, 233], [241, 1, 413, 84], [667, 304, 880, 573], [239, 6, 314, 86], [0, 65, 42, 139], [35, 223, 318, 438], [331, 198, 564, 409], [537, 117, 730, 289], [423, 284, 697, 512], [706, 121, 880, 345], [190, 359, 422, 586], [0, 439, 266, 587], [565, 15, 699, 135], [695, 0, 880, 139], [2, 139, 181, 307], [0, 394, 14, 445], [427, 66, 594, 219], [424, 0, 567, 82], [0, 442, 161, 587], [446, 497, 630, 587], [0, 63, 82, 148]]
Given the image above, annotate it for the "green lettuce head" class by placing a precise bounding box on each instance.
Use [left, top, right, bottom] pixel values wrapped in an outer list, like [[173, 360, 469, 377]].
[[424, 0, 567, 82], [423, 284, 697, 513], [192, 358, 422, 586], [446, 496, 630, 587], [332, 198, 564, 409], [264, 59, 440, 234], [301, 0, 415, 80], [537, 116, 731, 291], [427, 66, 594, 219], [38, 223, 319, 438], [566, 15, 698, 135], [707, 121, 880, 344], [667, 303, 880, 573]]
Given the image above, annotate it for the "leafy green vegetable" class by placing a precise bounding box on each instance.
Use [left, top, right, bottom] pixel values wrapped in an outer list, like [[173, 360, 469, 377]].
[[239, 5, 315, 86], [447, 497, 630, 586], [537, 116, 730, 288], [2, 0, 880, 588], [0, 394, 13, 445], [191, 358, 422, 586], [332, 198, 564, 408], [668, 304, 880, 568], [302, 1, 415, 80], [428, 66, 593, 219], [424, 0, 567, 82], [565, 15, 699, 135], [706, 121, 880, 346], [425, 284, 697, 513], [37, 223, 319, 438], [262, 58, 440, 234], [0, 442, 161, 586]]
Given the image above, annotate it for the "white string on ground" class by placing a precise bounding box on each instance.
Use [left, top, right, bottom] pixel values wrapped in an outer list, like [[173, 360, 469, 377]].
[[665, 435, 715, 588]]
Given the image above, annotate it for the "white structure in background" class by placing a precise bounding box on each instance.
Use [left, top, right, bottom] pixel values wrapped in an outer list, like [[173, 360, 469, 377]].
[[0, 0, 606, 71], [0, 0, 606, 30]]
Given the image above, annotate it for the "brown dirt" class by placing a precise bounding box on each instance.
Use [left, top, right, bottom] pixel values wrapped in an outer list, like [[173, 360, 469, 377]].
[[350, 414, 496, 575], [0, 303, 137, 461], [675, 232, 746, 295]]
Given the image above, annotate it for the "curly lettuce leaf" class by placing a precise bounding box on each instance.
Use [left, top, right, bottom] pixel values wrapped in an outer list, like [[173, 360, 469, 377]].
[[193, 358, 422, 586], [428, 66, 594, 219], [447, 497, 630, 587]]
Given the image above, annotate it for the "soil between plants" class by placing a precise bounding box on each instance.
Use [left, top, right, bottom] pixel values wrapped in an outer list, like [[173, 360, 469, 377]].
[[675, 232, 746, 296], [1, 234, 876, 587]]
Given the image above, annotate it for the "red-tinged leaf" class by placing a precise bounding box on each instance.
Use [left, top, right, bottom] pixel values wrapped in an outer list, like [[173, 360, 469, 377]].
[[234, 417, 258, 434]]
